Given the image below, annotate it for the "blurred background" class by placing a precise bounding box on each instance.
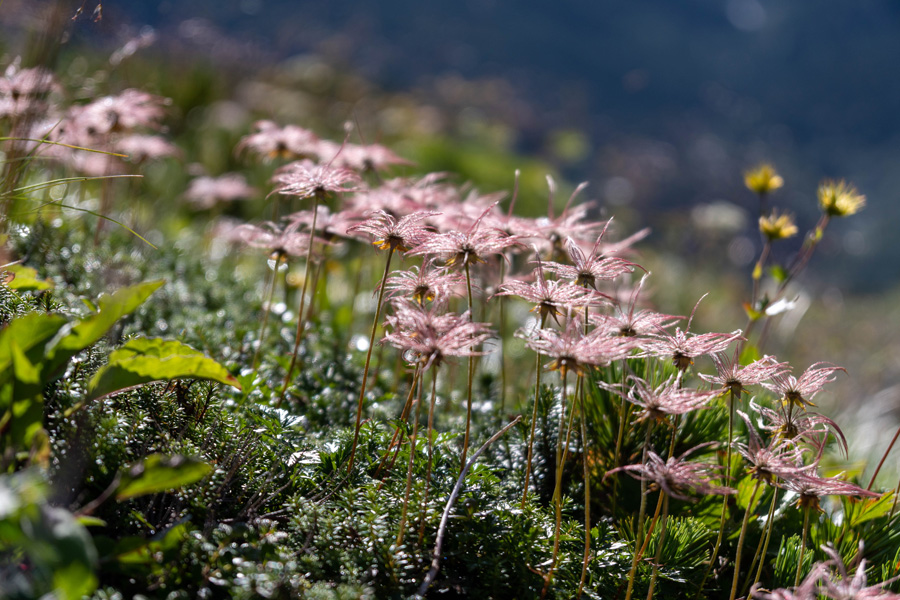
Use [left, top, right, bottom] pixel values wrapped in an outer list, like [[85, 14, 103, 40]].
[[3, 0, 900, 471]]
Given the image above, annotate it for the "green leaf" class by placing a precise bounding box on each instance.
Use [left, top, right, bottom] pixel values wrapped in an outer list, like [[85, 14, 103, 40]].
[[843, 491, 895, 528], [87, 337, 241, 400], [768, 264, 788, 283], [115, 454, 212, 501], [742, 302, 763, 322], [44, 280, 164, 376], [739, 343, 761, 366], [0, 313, 67, 377], [3, 264, 54, 291]]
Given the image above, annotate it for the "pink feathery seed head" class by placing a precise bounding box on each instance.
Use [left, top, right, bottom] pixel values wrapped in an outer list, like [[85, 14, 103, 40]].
[[384, 259, 466, 305], [382, 300, 494, 370], [76, 89, 171, 136], [762, 362, 846, 409], [780, 472, 880, 513], [644, 327, 744, 372], [518, 317, 639, 377], [699, 352, 791, 397], [185, 173, 257, 210], [736, 410, 818, 485], [606, 444, 735, 502], [236, 120, 319, 161], [407, 201, 522, 269], [0, 63, 60, 119], [116, 134, 181, 163], [812, 542, 900, 600], [272, 159, 362, 199], [346, 209, 439, 252], [232, 220, 328, 259], [493, 250, 596, 323], [618, 376, 721, 424], [285, 205, 363, 242], [750, 399, 848, 457], [542, 231, 642, 290], [315, 139, 414, 173]]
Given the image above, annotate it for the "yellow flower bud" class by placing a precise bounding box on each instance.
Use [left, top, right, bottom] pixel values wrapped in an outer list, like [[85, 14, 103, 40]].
[[817, 179, 865, 217], [759, 210, 798, 241], [744, 164, 784, 196]]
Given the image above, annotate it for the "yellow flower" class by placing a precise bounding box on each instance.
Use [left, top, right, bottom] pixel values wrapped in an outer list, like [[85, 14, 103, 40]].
[[817, 179, 865, 217], [744, 164, 784, 196], [758, 210, 798, 241]]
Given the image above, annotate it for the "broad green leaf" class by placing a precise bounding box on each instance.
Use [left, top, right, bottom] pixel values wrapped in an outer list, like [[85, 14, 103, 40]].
[[843, 491, 895, 528], [0, 313, 67, 376], [45, 280, 164, 377], [3, 264, 54, 291], [87, 337, 240, 400], [115, 454, 212, 501]]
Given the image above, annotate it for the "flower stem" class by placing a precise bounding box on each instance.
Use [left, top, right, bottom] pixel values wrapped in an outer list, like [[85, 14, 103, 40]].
[[396, 371, 424, 547], [544, 368, 570, 594], [277, 190, 321, 406], [867, 424, 900, 490], [460, 261, 475, 472], [347, 246, 395, 473], [419, 369, 439, 543], [696, 390, 737, 598], [624, 423, 654, 600], [730, 479, 762, 600], [794, 506, 811, 587], [376, 366, 420, 481], [578, 381, 592, 598], [522, 312, 549, 508], [746, 487, 778, 594], [251, 253, 281, 369], [646, 493, 669, 600]]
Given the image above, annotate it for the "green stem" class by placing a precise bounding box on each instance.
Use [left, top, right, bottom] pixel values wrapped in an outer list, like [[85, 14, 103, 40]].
[[277, 190, 321, 406], [522, 313, 549, 508], [419, 369, 439, 543], [696, 390, 737, 598], [578, 382, 592, 598], [375, 366, 420, 481], [347, 246, 395, 473], [396, 371, 424, 547], [730, 480, 763, 600], [251, 254, 280, 369], [460, 261, 475, 472], [747, 487, 778, 594], [794, 506, 811, 587], [646, 494, 670, 600], [498, 258, 508, 414], [545, 368, 570, 592], [624, 423, 654, 600]]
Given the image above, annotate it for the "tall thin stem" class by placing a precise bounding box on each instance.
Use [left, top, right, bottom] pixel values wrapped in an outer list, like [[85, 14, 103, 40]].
[[578, 381, 592, 598], [696, 390, 737, 598], [251, 254, 280, 369], [646, 493, 670, 600], [277, 190, 321, 406], [375, 366, 420, 481], [522, 312, 549, 508], [543, 368, 570, 597], [624, 423, 654, 600], [794, 506, 811, 587], [730, 479, 762, 600], [747, 487, 778, 594], [397, 371, 425, 547], [867, 424, 900, 490], [498, 258, 508, 414], [419, 369, 439, 543], [347, 246, 395, 473], [460, 261, 476, 471]]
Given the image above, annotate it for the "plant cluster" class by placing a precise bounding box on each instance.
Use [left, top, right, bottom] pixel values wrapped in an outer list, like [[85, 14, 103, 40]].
[[1, 46, 899, 600]]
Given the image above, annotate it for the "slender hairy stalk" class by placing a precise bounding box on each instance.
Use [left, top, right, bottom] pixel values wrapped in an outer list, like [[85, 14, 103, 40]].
[[646, 494, 670, 600], [375, 366, 420, 481], [460, 261, 476, 471], [417, 415, 522, 597], [251, 254, 281, 369], [578, 382, 592, 598], [277, 190, 321, 406], [418, 370, 439, 543], [638, 487, 666, 561], [396, 372, 424, 547], [696, 390, 737, 597], [347, 246, 395, 473], [547, 369, 570, 585], [868, 424, 900, 490], [794, 505, 811, 587], [612, 359, 631, 516], [746, 487, 778, 594], [498, 258, 508, 414], [624, 423, 654, 600], [522, 313, 549, 508], [730, 479, 762, 600]]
